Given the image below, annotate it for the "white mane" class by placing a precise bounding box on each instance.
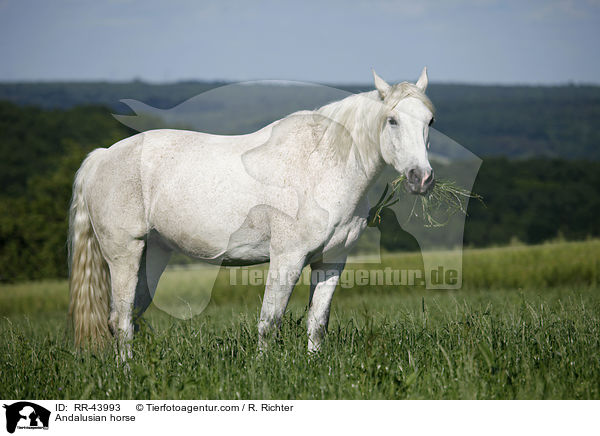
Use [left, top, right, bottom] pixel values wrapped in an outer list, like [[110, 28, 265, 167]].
[[310, 82, 435, 168]]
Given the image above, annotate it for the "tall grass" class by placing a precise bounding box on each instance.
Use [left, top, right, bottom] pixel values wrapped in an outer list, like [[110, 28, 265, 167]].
[[0, 239, 599, 399]]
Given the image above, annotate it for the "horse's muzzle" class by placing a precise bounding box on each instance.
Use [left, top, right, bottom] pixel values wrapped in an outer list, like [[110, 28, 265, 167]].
[[406, 167, 434, 195]]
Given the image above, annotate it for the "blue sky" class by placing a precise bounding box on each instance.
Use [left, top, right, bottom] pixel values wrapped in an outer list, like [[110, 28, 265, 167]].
[[0, 0, 599, 84]]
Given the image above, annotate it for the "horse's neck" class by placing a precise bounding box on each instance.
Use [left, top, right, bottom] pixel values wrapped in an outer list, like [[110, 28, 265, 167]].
[[343, 143, 386, 207], [316, 91, 386, 200]]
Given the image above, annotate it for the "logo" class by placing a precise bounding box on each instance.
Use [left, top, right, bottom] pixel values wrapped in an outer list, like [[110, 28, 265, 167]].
[[3, 402, 50, 433]]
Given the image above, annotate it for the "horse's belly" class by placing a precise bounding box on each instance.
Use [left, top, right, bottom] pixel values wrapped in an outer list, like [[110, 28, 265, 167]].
[[149, 195, 291, 265], [153, 215, 272, 265], [146, 167, 298, 265]]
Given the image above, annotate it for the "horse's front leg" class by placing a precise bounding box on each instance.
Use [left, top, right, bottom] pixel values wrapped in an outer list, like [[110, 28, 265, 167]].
[[258, 252, 307, 351], [307, 257, 347, 352]]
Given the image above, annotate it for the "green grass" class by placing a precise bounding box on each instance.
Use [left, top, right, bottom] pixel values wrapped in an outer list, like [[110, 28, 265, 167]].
[[1, 239, 599, 399]]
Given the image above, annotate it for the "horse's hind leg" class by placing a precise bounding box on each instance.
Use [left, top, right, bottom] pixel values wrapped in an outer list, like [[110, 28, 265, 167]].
[[106, 239, 145, 361], [132, 245, 152, 332]]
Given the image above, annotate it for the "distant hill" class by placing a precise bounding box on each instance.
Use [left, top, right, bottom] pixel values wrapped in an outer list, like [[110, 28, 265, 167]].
[[0, 80, 598, 159]]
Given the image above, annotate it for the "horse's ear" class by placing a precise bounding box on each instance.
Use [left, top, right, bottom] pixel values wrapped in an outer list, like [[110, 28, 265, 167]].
[[416, 66, 428, 92], [372, 69, 391, 100]]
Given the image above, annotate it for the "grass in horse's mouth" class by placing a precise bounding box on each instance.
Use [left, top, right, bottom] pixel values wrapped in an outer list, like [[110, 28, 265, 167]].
[[368, 175, 483, 228]]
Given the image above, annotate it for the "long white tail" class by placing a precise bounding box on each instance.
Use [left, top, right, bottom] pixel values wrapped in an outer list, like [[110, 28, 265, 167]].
[[68, 149, 111, 348]]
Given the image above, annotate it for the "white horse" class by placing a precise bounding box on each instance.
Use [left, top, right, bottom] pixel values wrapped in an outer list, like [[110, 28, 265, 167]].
[[68, 68, 435, 356]]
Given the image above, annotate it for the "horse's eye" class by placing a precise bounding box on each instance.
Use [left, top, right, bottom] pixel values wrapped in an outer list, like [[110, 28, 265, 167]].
[[388, 117, 398, 126], [429, 117, 435, 127]]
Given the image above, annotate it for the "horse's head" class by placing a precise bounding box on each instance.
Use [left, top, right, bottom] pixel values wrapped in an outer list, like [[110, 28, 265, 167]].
[[374, 68, 435, 195]]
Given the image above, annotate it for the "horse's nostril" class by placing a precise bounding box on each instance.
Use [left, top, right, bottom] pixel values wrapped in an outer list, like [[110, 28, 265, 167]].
[[407, 169, 419, 184]]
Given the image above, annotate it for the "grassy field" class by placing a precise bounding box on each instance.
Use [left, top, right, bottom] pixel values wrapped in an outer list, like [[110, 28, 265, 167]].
[[1, 239, 599, 399]]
